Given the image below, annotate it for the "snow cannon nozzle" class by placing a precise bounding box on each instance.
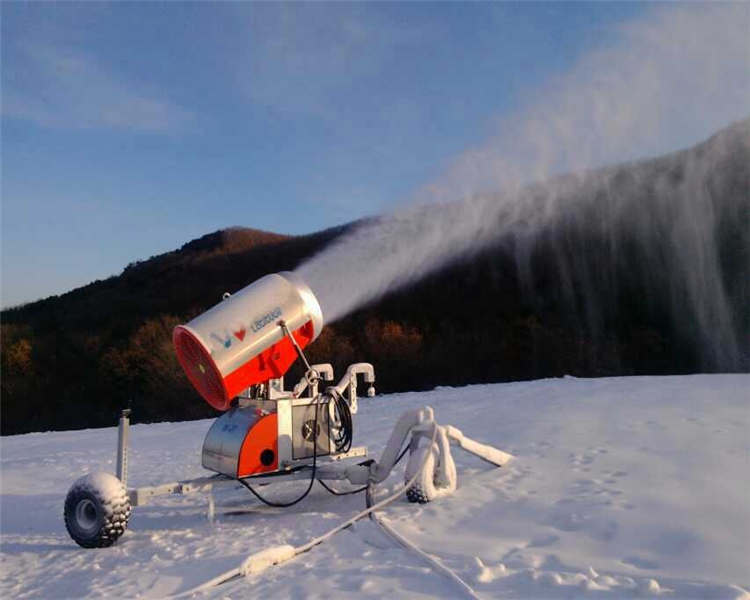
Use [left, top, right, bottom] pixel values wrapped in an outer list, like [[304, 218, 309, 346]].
[[173, 272, 324, 411]]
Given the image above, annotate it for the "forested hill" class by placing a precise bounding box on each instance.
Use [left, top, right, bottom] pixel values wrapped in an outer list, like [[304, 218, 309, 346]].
[[2, 119, 748, 435]]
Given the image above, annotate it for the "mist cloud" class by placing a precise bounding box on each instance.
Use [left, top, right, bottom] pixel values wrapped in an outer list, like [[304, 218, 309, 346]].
[[296, 4, 750, 369]]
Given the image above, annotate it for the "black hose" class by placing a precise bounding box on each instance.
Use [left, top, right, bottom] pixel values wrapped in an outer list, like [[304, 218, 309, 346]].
[[237, 400, 320, 508], [316, 479, 368, 496], [239, 390, 392, 507], [362, 440, 412, 515], [318, 440, 411, 498], [329, 390, 353, 453], [394, 442, 410, 467]]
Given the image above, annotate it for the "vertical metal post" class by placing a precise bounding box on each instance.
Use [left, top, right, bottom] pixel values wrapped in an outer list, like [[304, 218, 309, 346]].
[[348, 373, 358, 414], [116, 409, 131, 487]]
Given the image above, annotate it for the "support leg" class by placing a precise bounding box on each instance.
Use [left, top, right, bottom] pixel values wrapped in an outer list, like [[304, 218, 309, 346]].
[[116, 409, 131, 487]]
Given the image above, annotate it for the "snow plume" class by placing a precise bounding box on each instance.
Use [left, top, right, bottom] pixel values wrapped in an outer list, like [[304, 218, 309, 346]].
[[296, 5, 750, 369]]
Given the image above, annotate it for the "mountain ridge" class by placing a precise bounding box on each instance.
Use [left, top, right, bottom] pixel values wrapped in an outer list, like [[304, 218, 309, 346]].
[[2, 119, 748, 435]]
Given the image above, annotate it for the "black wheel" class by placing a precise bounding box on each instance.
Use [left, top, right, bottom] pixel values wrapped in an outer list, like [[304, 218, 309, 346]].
[[64, 472, 131, 548]]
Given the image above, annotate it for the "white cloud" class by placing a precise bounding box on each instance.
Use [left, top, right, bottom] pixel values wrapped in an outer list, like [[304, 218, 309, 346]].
[[2, 43, 193, 132], [237, 4, 439, 119]]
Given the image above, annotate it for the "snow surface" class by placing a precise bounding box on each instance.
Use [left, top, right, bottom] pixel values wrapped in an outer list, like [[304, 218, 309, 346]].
[[1, 374, 748, 599]]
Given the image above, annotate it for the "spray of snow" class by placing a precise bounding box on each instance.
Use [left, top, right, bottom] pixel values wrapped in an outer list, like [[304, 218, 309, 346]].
[[296, 4, 750, 369]]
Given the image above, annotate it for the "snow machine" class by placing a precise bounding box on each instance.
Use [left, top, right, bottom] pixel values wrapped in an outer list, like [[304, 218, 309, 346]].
[[63, 272, 513, 549]]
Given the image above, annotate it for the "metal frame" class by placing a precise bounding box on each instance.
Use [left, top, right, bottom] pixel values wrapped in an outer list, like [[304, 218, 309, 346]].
[[119, 362, 379, 507], [113, 358, 512, 512], [120, 405, 513, 509], [128, 448, 369, 507]]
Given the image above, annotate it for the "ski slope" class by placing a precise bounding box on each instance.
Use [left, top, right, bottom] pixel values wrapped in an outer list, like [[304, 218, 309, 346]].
[[1, 375, 748, 599]]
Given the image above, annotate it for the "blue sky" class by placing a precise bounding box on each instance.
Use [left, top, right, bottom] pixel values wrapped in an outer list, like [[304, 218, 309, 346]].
[[0, 2, 701, 307]]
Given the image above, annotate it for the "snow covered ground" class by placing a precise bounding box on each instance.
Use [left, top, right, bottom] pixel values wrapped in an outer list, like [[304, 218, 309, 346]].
[[1, 375, 748, 599]]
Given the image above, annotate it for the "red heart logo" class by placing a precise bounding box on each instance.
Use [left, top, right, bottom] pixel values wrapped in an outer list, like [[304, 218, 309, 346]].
[[233, 328, 246, 341]]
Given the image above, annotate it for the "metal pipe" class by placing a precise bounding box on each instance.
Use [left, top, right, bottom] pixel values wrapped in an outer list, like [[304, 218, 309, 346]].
[[345, 407, 433, 485], [116, 409, 131, 487], [443, 425, 514, 466]]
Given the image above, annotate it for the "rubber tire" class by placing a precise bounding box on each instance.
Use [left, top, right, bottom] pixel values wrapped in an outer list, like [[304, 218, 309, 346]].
[[64, 472, 131, 548]]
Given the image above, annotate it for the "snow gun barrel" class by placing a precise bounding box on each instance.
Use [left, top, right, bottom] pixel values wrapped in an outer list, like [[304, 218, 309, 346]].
[[173, 272, 324, 411]]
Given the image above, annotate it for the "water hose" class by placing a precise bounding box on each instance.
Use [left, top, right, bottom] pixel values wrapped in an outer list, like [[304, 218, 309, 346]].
[[171, 424, 440, 598]]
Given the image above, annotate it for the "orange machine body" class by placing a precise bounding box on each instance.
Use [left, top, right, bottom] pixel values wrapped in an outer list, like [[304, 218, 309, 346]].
[[237, 413, 279, 477], [174, 321, 315, 411], [173, 272, 324, 411]]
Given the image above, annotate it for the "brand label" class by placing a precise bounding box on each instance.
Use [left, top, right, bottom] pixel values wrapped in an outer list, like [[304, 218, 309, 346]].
[[250, 307, 282, 333]]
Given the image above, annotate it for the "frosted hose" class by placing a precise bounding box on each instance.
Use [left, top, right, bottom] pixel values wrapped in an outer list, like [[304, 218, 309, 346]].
[[370, 513, 481, 600], [170, 425, 439, 598]]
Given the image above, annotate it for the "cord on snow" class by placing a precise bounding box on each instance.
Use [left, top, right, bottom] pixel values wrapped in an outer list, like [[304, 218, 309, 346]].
[[169, 422, 480, 600]]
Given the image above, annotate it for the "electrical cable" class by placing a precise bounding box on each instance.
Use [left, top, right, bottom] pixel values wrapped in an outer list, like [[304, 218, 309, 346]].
[[317, 434, 411, 497], [365, 439, 482, 600], [293, 422, 438, 555], [394, 441, 410, 466], [368, 511, 481, 600], [170, 418, 440, 599], [318, 432, 409, 496], [236, 326, 353, 506], [316, 479, 367, 496], [237, 399, 320, 508], [329, 389, 353, 453]]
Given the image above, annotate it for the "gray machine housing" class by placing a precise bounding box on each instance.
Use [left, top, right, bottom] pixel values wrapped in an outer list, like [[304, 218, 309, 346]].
[[201, 364, 374, 478]]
